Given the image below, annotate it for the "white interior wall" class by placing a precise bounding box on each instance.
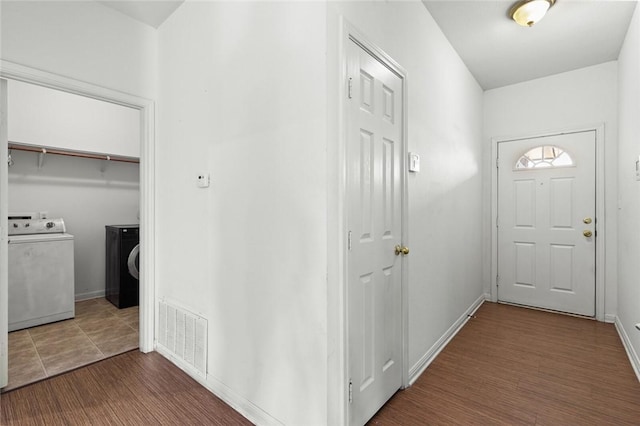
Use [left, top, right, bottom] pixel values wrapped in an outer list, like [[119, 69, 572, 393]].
[[8, 150, 139, 299], [157, 2, 328, 425], [157, 1, 484, 423], [0, 1, 157, 100], [483, 62, 619, 319], [616, 4, 640, 372], [8, 80, 140, 158]]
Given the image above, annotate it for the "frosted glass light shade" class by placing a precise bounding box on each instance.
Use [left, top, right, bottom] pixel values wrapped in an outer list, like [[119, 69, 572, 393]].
[[511, 0, 554, 27]]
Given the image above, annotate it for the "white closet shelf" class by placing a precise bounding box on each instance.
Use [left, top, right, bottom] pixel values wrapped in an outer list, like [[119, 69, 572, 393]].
[[8, 142, 140, 168]]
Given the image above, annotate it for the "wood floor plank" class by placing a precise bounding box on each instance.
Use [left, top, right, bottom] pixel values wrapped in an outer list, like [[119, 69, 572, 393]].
[[1, 351, 251, 425], [369, 302, 640, 425]]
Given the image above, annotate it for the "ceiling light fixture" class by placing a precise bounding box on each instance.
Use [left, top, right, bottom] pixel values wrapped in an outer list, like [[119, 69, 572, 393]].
[[510, 0, 555, 27]]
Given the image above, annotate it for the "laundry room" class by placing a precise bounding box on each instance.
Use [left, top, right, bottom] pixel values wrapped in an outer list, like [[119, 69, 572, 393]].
[[5, 79, 141, 391]]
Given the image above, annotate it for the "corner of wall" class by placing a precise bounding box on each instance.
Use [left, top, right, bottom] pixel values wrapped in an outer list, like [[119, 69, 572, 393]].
[[616, 0, 640, 381], [614, 317, 640, 382], [156, 346, 284, 426], [408, 295, 486, 385]]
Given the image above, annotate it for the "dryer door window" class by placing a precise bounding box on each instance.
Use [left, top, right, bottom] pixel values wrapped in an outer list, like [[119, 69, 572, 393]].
[[127, 244, 140, 280]]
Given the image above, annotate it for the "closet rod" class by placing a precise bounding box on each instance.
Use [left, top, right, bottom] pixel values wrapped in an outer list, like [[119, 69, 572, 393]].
[[8, 142, 140, 164]]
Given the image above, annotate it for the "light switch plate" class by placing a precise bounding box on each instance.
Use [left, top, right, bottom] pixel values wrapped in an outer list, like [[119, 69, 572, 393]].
[[409, 152, 420, 173], [197, 173, 210, 188]]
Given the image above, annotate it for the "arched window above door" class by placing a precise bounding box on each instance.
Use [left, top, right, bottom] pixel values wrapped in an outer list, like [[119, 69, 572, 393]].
[[515, 145, 574, 169]]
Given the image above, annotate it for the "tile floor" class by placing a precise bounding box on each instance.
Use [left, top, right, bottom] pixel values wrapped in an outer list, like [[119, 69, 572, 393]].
[[4, 298, 139, 392]]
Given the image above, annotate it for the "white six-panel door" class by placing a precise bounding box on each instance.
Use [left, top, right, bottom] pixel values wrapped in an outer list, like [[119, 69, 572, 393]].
[[346, 39, 404, 425], [497, 131, 596, 316]]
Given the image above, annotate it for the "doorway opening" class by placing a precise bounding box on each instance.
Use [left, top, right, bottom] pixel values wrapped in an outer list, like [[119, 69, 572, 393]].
[[491, 127, 605, 321], [341, 24, 409, 426], [0, 61, 155, 391]]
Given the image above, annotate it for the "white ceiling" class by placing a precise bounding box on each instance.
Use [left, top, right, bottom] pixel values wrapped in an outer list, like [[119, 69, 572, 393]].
[[98, 1, 184, 28], [423, 0, 638, 90], [97, 1, 637, 89]]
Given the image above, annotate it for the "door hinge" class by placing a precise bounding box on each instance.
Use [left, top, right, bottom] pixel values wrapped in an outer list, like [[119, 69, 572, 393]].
[[348, 379, 353, 403], [496, 275, 500, 287], [496, 215, 499, 228], [348, 231, 352, 251], [348, 77, 353, 99], [496, 157, 499, 168]]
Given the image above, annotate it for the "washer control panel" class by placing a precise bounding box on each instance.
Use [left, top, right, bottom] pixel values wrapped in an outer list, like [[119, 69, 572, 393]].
[[8, 218, 66, 236]]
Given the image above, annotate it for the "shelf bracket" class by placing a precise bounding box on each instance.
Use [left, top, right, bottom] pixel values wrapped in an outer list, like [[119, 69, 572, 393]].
[[37, 148, 46, 169], [100, 155, 111, 173]]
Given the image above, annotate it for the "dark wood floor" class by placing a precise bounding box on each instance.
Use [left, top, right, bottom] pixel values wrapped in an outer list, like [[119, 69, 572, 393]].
[[369, 302, 640, 425], [1, 350, 251, 425], [2, 302, 639, 425]]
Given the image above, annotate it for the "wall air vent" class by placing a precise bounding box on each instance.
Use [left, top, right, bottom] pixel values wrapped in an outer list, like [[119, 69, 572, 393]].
[[157, 300, 207, 377]]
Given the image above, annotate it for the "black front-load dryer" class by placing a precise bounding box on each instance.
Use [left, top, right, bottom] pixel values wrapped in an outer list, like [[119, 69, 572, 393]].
[[106, 225, 139, 308]]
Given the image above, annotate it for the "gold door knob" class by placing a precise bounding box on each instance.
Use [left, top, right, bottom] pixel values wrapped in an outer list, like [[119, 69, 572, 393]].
[[395, 245, 409, 256], [583, 217, 592, 224], [583, 230, 592, 238], [395, 245, 410, 256]]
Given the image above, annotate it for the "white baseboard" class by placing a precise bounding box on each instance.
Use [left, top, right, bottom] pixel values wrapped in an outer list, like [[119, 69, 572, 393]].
[[155, 345, 283, 426], [604, 314, 616, 323], [75, 289, 105, 301], [408, 294, 485, 385], [614, 317, 640, 382]]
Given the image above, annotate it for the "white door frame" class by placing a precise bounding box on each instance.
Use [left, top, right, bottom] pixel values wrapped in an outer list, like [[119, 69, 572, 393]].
[[334, 20, 409, 425], [1, 78, 8, 387], [0, 60, 156, 353], [490, 124, 605, 321]]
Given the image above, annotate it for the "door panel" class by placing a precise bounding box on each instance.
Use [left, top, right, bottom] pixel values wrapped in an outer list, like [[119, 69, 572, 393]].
[[550, 244, 574, 291], [347, 39, 403, 425], [514, 179, 535, 227], [550, 178, 573, 227], [515, 242, 535, 286], [497, 131, 596, 316]]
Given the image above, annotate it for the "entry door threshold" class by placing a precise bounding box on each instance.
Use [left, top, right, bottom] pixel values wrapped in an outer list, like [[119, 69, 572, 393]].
[[497, 301, 595, 320]]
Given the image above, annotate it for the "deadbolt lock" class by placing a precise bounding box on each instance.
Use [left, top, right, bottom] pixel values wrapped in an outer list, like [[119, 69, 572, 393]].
[[583, 230, 593, 238], [583, 217, 592, 224]]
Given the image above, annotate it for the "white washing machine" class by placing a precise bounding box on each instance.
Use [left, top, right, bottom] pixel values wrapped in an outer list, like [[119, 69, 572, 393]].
[[8, 218, 75, 332]]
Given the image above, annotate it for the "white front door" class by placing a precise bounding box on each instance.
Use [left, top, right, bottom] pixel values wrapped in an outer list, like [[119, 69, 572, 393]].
[[497, 131, 596, 316], [346, 39, 404, 425]]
